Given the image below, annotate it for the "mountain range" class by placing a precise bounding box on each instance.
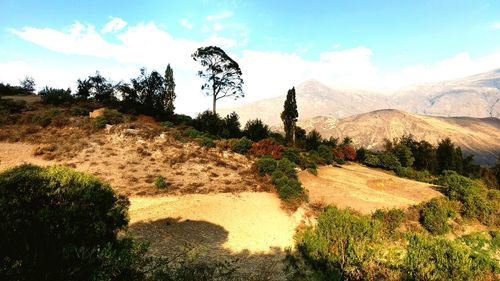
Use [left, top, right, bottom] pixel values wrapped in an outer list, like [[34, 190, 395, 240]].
[[219, 69, 500, 125]]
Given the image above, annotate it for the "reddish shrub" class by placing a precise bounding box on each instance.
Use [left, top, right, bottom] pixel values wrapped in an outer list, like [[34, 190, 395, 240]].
[[250, 138, 283, 159], [332, 147, 345, 160], [342, 145, 356, 161]]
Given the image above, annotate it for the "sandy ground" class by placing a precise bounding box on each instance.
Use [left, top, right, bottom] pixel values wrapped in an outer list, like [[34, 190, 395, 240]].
[[129, 192, 303, 254], [299, 163, 442, 214]]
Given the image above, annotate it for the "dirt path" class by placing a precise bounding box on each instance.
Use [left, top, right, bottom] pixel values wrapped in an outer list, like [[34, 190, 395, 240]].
[[299, 163, 442, 214]]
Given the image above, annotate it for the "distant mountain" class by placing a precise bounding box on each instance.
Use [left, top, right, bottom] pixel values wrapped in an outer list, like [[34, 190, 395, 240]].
[[296, 109, 500, 165], [219, 69, 500, 125]]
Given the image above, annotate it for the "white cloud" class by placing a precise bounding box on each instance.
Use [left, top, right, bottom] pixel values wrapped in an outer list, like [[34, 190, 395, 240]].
[[206, 11, 233, 21], [213, 23, 224, 31], [493, 22, 500, 29], [6, 19, 500, 114], [180, 19, 193, 29], [101, 17, 127, 33]]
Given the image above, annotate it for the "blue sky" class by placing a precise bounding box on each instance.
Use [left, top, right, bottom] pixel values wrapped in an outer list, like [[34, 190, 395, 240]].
[[1, 0, 500, 114]]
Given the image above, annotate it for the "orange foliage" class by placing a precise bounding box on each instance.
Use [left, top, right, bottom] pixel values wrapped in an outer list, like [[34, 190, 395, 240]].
[[342, 145, 356, 161], [332, 147, 345, 160], [249, 138, 283, 159]]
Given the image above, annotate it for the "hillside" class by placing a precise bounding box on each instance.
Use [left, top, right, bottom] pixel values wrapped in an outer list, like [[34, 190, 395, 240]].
[[219, 69, 500, 125], [297, 109, 500, 164]]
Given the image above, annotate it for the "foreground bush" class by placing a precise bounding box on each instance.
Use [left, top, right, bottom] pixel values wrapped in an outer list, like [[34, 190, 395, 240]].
[[231, 136, 252, 154], [0, 164, 144, 280], [295, 206, 381, 279], [372, 208, 405, 236], [405, 234, 496, 280], [420, 198, 455, 235]]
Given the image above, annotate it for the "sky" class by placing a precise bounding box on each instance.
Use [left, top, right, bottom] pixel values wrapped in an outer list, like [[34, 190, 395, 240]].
[[1, 0, 500, 115]]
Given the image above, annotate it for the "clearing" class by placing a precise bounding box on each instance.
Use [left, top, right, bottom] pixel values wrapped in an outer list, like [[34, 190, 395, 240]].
[[299, 163, 442, 214]]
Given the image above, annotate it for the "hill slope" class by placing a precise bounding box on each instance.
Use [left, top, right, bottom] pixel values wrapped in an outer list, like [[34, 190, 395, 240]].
[[297, 109, 500, 164]]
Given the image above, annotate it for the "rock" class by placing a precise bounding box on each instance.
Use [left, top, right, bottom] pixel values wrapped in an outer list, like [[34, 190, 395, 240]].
[[89, 108, 106, 119]]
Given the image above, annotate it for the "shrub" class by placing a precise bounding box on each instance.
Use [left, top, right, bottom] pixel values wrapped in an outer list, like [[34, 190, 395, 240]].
[[296, 206, 381, 279], [0, 98, 27, 114], [193, 110, 222, 136], [404, 234, 490, 280], [273, 175, 304, 201], [221, 112, 241, 139], [379, 152, 401, 170], [155, 176, 168, 188], [271, 158, 298, 182], [39, 87, 73, 105], [318, 144, 333, 164], [243, 119, 270, 141], [184, 127, 202, 138], [420, 198, 455, 235], [342, 145, 356, 161], [198, 136, 215, 148], [356, 147, 367, 162], [0, 164, 143, 280], [255, 156, 277, 176], [70, 106, 91, 116], [395, 166, 433, 183], [231, 136, 252, 154], [304, 129, 322, 151], [282, 148, 300, 164], [393, 143, 415, 167], [93, 115, 108, 129], [372, 208, 405, 235], [249, 138, 283, 159], [160, 121, 174, 128], [102, 108, 124, 124], [173, 113, 193, 126], [31, 108, 67, 127], [363, 153, 381, 167]]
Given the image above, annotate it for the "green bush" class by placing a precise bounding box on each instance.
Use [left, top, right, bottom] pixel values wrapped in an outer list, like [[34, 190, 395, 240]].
[[231, 137, 252, 154], [243, 119, 270, 141], [271, 158, 297, 183], [318, 144, 333, 164], [93, 115, 107, 129], [160, 121, 174, 128], [379, 152, 401, 170], [0, 98, 27, 114], [255, 156, 277, 176], [273, 175, 304, 201], [420, 198, 455, 235], [296, 206, 381, 279], [395, 166, 433, 183], [70, 106, 91, 116], [436, 171, 496, 225], [184, 127, 202, 138], [372, 208, 405, 235], [193, 110, 223, 136], [197, 136, 215, 148], [363, 153, 381, 167], [0, 164, 144, 280], [282, 148, 300, 164], [40, 87, 73, 105], [102, 108, 124, 124], [155, 176, 168, 189], [404, 234, 492, 280]]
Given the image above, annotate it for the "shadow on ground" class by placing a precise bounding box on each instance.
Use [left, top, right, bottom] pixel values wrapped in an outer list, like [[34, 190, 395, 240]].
[[130, 218, 289, 280]]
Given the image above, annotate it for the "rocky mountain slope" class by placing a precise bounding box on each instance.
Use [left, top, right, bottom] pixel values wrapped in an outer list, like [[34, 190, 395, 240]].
[[219, 69, 500, 125], [297, 109, 500, 165]]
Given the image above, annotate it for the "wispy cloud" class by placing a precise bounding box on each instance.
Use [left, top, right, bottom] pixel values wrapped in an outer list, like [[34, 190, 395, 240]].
[[180, 19, 193, 29], [101, 17, 127, 33], [206, 11, 233, 21]]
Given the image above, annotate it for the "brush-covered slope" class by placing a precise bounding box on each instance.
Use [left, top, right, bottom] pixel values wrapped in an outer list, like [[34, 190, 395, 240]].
[[297, 109, 500, 165]]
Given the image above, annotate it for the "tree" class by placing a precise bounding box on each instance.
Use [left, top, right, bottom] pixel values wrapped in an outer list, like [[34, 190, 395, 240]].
[[19, 76, 35, 93], [305, 130, 322, 151], [281, 87, 298, 144], [437, 138, 459, 173], [131, 68, 166, 114], [222, 112, 241, 138], [244, 119, 270, 141], [164, 64, 176, 117], [192, 46, 244, 114], [76, 72, 114, 103]]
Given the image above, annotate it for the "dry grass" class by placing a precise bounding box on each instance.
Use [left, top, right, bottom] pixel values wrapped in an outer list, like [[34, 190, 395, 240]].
[[298, 162, 443, 214]]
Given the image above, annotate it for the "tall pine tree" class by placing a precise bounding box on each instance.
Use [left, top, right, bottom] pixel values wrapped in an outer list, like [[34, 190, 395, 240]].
[[164, 64, 176, 117], [281, 87, 298, 144]]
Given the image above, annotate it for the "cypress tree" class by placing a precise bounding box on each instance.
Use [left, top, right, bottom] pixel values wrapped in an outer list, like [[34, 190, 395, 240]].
[[164, 64, 176, 117], [281, 87, 298, 144]]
